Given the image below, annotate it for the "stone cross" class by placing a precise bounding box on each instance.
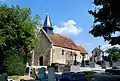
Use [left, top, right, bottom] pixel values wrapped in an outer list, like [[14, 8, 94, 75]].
[[74, 54, 77, 65]]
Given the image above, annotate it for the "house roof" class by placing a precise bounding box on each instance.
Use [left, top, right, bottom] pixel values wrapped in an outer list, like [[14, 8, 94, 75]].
[[47, 33, 80, 51], [77, 45, 88, 54], [92, 47, 104, 53]]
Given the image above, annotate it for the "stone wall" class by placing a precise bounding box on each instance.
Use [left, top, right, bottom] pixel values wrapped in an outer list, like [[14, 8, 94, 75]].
[[51, 46, 83, 65], [34, 49, 51, 66], [33, 29, 52, 66]]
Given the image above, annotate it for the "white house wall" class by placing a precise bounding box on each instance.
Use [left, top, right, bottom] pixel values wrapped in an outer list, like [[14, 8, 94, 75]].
[[51, 46, 84, 65]]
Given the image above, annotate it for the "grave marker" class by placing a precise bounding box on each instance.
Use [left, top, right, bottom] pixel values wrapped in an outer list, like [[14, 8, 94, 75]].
[[48, 67, 56, 81]]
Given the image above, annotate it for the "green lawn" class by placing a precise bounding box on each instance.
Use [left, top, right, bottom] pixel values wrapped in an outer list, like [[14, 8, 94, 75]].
[[8, 75, 19, 80]]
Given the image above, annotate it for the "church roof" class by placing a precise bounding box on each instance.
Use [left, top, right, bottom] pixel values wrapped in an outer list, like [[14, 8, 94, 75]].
[[42, 14, 88, 54], [77, 45, 88, 54], [43, 14, 52, 28], [47, 33, 80, 51]]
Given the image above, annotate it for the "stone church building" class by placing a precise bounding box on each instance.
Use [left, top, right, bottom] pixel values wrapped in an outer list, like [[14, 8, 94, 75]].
[[31, 14, 89, 66]]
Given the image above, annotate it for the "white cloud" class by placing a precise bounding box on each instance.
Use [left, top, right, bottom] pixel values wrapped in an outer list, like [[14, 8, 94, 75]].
[[53, 20, 82, 36], [101, 44, 120, 51]]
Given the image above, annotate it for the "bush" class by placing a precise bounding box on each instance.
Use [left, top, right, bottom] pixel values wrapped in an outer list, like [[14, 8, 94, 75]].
[[4, 50, 26, 76]]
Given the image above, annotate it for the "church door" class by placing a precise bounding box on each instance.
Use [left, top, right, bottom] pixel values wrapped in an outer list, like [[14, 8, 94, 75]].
[[39, 56, 43, 66]]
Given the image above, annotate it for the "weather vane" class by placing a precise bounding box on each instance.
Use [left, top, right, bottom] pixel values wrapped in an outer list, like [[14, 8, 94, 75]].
[[46, 9, 49, 15]]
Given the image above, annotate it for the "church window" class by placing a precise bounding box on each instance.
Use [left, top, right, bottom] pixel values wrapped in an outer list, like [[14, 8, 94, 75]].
[[62, 49, 64, 55]]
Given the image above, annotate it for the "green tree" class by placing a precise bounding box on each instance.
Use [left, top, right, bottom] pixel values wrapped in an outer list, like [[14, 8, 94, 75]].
[[105, 47, 120, 62], [4, 49, 26, 75], [0, 5, 41, 53], [0, 5, 41, 73], [89, 0, 120, 45]]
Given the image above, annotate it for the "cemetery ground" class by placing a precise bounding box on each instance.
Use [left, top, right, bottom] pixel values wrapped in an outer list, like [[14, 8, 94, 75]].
[[2, 64, 120, 81], [8, 75, 34, 81], [6, 67, 105, 81]]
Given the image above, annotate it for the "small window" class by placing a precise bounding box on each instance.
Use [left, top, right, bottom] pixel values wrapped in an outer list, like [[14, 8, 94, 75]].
[[62, 49, 64, 55]]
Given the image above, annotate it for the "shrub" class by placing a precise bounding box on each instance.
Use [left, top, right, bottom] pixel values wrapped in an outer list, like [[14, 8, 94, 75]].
[[4, 50, 26, 76]]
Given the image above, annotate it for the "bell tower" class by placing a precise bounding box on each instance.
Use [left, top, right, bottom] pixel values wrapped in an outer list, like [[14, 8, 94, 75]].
[[43, 14, 53, 34]]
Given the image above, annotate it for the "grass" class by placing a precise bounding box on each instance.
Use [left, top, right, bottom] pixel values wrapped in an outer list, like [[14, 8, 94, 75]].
[[81, 70, 96, 74], [8, 75, 19, 80], [0, 74, 19, 81], [81, 71, 96, 81]]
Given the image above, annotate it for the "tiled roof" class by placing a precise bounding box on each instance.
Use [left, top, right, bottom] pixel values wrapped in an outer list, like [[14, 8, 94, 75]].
[[77, 45, 88, 54], [47, 33, 80, 51]]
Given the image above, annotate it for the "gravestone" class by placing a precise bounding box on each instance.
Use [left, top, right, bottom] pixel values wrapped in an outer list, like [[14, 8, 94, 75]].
[[89, 61, 96, 68], [48, 67, 56, 81], [58, 65, 64, 72], [37, 67, 46, 81], [113, 61, 120, 67], [89, 61, 101, 68], [30, 68, 36, 78], [70, 65, 80, 73], [0, 73, 8, 81], [64, 65, 70, 73], [26, 63, 29, 75]]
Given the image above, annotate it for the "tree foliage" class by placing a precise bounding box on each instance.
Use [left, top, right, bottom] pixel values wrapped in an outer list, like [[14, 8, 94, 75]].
[[0, 5, 41, 54], [4, 50, 26, 75], [105, 47, 120, 62], [89, 0, 120, 45], [0, 5, 41, 73]]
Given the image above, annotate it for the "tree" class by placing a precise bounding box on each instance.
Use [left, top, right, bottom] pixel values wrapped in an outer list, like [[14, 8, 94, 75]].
[[105, 47, 120, 62], [0, 5, 41, 53], [4, 49, 26, 75], [89, 0, 120, 45], [0, 5, 41, 73]]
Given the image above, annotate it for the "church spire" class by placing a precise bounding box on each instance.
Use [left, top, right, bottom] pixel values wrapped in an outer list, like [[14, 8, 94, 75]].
[[43, 13, 53, 34]]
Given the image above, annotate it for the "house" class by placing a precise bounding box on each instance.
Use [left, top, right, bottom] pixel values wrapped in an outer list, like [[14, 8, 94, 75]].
[[91, 46, 104, 63], [31, 14, 89, 66]]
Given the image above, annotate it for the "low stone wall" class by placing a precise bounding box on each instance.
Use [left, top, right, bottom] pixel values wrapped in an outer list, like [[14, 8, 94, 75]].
[[29, 66, 47, 69], [70, 65, 105, 73], [79, 67, 103, 72]]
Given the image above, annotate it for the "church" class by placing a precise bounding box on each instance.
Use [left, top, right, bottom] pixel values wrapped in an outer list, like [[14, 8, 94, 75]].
[[31, 14, 89, 66]]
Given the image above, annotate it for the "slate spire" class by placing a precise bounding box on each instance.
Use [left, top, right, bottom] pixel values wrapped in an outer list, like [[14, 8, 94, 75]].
[[43, 13, 53, 34]]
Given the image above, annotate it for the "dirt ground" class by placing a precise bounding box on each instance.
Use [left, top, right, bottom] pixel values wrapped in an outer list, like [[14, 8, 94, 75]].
[[9, 75, 34, 81]]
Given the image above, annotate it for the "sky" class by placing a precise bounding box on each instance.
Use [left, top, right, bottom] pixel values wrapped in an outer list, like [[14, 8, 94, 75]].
[[0, 0, 118, 56]]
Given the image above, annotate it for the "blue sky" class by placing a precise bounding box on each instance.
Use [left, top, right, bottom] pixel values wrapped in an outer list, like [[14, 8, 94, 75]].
[[0, 0, 113, 55]]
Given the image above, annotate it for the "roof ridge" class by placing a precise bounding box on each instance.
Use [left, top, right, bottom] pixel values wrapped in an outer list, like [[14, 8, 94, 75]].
[[53, 33, 71, 39]]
